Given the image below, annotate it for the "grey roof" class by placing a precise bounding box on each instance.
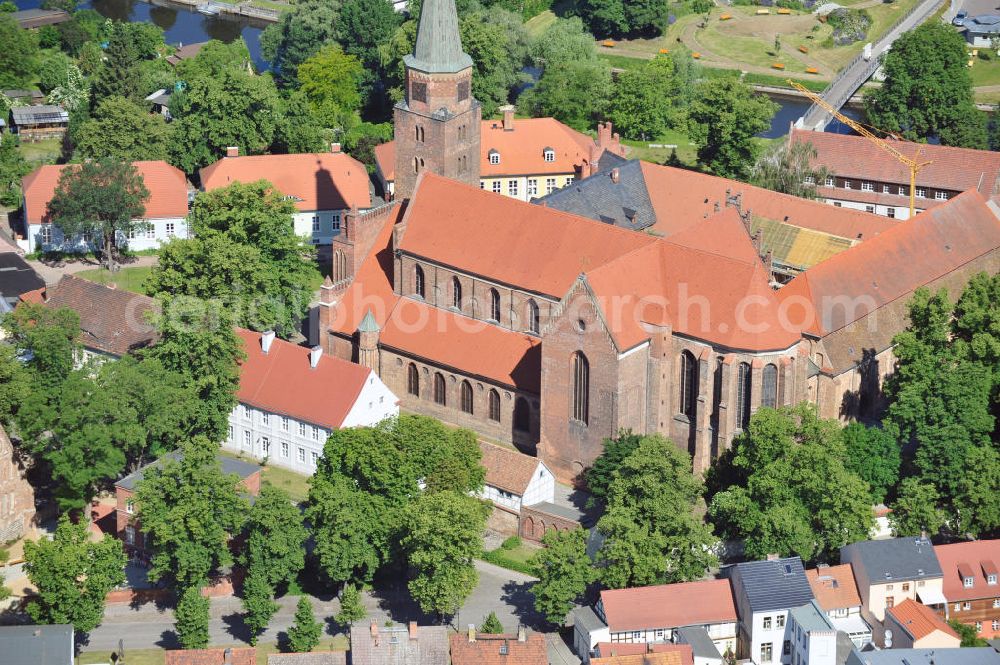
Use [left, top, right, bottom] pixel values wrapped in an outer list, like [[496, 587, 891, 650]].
[[845, 647, 1000, 665], [674, 626, 721, 659], [573, 605, 608, 633], [10, 105, 68, 126], [731, 557, 815, 613], [350, 624, 449, 665], [836, 631, 857, 665], [405, 0, 472, 73], [840, 537, 942, 583], [0, 624, 73, 665], [534, 159, 655, 233], [790, 600, 836, 633], [0, 252, 45, 305], [528, 501, 585, 523], [145, 89, 172, 105], [116, 451, 261, 491], [267, 653, 346, 665]]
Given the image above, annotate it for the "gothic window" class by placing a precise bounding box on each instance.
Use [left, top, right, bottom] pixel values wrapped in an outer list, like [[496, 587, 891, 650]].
[[452, 277, 462, 310], [407, 363, 419, 397], [415, 125, 424, 142], [679, 350, 697, 418], [457, 80, 469, 101], [490, 288, 501, 322], [333, 250, 348, 282], [488, 389, 501, 422], [411, 81, 427, 103], [762, 363, 778, 408], [514, 397, 530, 431], [413, 157, 419, 174], [527, 299, 540, 334], [434, 373, 446, 405], [736, 362, 752, 429], [414, 264, 425, 299], [571, 352, 590, 425], [460, 380, 474, 414]]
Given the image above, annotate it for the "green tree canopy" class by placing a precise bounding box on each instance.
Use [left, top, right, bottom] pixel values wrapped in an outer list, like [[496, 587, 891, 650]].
[[459, 10, 529, 117], [532, 527, 594, 626], [90, 21, 146, 105], [242, 484, 307, 590], [24, 515, 126, 633], [518, 59, 612, 131], [529, 17, 598, 69], [75, 96, 172, 162], [242, 567, 279, 646], [175, 585, 210, 649], [606, 53, 686, 140], [335, 583, 367, 627], [480, 611, 504, 634], [174, 39, 252, 81], [890, 477, 945, 537], [842, 423, 901, 504], [287, 596, 322, 652], [0, 15, 39, 89], [585, 430, 642, 503], [0, 133, 32, 207], [688, 78, 777, 179], [1, 303, 79, 390], [750, 139, 829, 200], [296, 44, 364, 128], [865, 22, 987, 147], [46, 159, 150, 271], [261, 0, 340, 84]]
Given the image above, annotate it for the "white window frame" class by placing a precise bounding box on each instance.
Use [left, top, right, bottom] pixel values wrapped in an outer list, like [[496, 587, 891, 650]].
[[40, 225, 53, 244], [935, 191, 949, 201], [281, 416, 289, 431], [312, 215, 320, 232], [988, 574, 997, 585], [882, 184, 891, 194], [545, 178, 557, 194], [916, 187, 926, 198], [825, 177, 834, 187], [843, 180, 852, 190], [298, 422, 306, 436], [491, 181, 501, 194], [261, 437, 270, 456], [146, 226, 155, 239], [543, 149, 555, 162], [125, 525, 136, 545], [965, 576, 975, 588], [281, 441, 289, 458], [803, 175, 815, 184], [861, 181, 874, 192], [165, 223, 175, 237], [126, 499, 135, 515], [489, 151, 500, 165], [311, 451, 318, 465], [297, 447, 306, 463], [508, 180, 518, 197], [332, 213, 341, 231], [527, 179, 538, 196], [243, 430, 251, 451]]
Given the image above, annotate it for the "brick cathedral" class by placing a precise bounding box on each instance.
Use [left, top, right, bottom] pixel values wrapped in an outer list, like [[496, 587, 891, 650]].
[[319, 0, 1000, 482]]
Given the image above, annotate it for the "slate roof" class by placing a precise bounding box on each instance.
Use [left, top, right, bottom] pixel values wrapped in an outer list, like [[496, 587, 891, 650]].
[[350, 623, 449, 665], [789, 600, 836, 633], [0, 624, 73, 665], [10, 105, 68, 127], [731, 557, 815, 614], [535, 159, 655, 232], [267, 653, 346, 665], [844, 648, 1000, 665], [574, 606, 609, 633], [841, 537, 943, 584], [674, 626, 722, 660], [449, 632, 548, 665], [116, 451, 261, 491], [0, 253, 44, 307], [405, 0, 472, 73]]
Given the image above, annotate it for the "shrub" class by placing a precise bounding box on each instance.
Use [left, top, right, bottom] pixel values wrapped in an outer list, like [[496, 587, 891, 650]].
[[690, 0, 712, 13], [500, 535, 522, 550], [776, 0, 804, 9], [826, 8, 872, 46]]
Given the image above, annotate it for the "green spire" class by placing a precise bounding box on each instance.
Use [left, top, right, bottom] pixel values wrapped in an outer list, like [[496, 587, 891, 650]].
[[358, 309, 380, 333], [404, 0, 473, 74]]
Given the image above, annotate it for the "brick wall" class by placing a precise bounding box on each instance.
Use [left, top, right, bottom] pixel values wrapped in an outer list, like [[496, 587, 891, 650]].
[[520, 504, 580, 543]]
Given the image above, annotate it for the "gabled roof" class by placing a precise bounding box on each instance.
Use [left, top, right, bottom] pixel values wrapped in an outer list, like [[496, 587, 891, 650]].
[[805, 564, 863, 611], [200, 152, 373, 212], [934, 540, 1000, 602], [165, 41, 208, 66], [479, 441, 542, 495], [731, 556, 814, 614], [886, 599, 959, 642], [10, 105, 68, 126], [116, 450, 261, 491], [591, 652, 685, 665], [599, 579, 738, 633], [791, 126, 1000, 197], [594, 644, 694, 665], [25, 275, 158, 356], [0, 624, 74, 665], [535, 159, 655, 231], [350, 624, 449, 665], [449, 632, 547, 665], [22, 161, 189, 225], [840, 537, 943, 584], [235, 328, 372, 430], [846, 648, 1000, 665], [165, 648, 256, 665]]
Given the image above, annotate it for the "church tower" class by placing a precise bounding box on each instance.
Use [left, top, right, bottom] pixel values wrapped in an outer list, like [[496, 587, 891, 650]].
[[392, 0, 481, 199]]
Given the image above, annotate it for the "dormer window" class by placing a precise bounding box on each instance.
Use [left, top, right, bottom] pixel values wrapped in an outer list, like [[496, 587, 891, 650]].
[[965, 576, 975, 588], [543, 148, 555, 162], [988, 574, 997, 585], [489, 150, 500, 165]]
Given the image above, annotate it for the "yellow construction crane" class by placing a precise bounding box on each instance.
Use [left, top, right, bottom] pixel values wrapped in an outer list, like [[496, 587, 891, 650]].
[[787, 79, 931, 218]]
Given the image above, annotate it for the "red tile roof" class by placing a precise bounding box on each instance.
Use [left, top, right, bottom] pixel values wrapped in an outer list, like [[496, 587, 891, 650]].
[[886, 599, 959, 642], [595, 644, 694, 665], [236, 328, 372, 429], [375, 118, 600, 182], [479, 441, 542, 495], [778, 190, 1000, 337], [166, 41, 207, 66], [591, 652, 685, 665], [934, 540, 1000, 602], [805, 564, 863, 611], [599, 579, 737, 633], [791, 126, 1000, 195], [165, 647, 256, 665], [449, 632, 547, 665], [200, 152, 373, 212], [22, 161, 189, 225]]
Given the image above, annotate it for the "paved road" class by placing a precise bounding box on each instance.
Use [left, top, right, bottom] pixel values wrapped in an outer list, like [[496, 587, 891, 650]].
[[80, 560, 542, 654]]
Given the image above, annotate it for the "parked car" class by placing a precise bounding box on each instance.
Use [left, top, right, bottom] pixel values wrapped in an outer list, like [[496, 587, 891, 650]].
[[953, 10, 968, 26]]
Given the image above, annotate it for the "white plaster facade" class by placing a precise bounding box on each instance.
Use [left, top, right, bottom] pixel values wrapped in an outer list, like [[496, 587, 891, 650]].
[[821, 196, 918, 221], [788, 603, 838, 665], [293, 210, 346, 246], [479, 461, 554, 513], [601, 618, 737, 657], [26, 216, 189, 254], [746, 610, 793, 665], [478, 173, 577, 202]]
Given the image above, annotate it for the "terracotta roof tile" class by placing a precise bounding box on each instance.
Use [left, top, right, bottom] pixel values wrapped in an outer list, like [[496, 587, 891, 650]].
[[805, 564, 863, 611], [886, 599, 959, 641], [791, 127, 1000, 194], [165, 647, 256, 665], [200, 152, 372, 212], [449, 632, 547, 665], [479, 441, 541, 495], [236, 328, 372, 429], [934, 540, 1000, 602], [591, 652, 685, 665], [22, 161, 189, 225], [599, 579, 737, 633], [595, 644, 694, 665]]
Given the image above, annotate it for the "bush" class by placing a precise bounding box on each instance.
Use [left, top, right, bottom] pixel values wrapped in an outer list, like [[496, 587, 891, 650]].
[[826, 8, 871, 46], [690, 0, 713, 13], [481, 548, 538, 576], [500, 535, 522, 551], [980, 49, 992, 61], [776, 0, 804, 9]]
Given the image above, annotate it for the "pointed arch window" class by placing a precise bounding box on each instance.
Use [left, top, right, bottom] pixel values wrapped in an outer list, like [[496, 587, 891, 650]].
[[434, 373, 446, 406], [460, 381, 474, 414], [414, 265, 425, 299], [762, 363, 778, 409], [679, 350, 697, 418], [452, 277, 462, 310], [490, 289, 501, 322], [527, 299, 540, 335], [571, 352, 589, 425], [736, 362, 752, 429], [488, 389, 501, 422], [407, 363, 419, 397]]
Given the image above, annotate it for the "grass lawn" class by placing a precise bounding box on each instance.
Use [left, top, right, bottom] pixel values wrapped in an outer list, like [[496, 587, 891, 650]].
[[18, 138, 62, 165], [525, 8, 557, 38], [623, 126, 697, 166], [76, 266, 154, 295], [969, 52, 1000, 88], [79, 642, 349, 665], [219, 450, 312, 504]]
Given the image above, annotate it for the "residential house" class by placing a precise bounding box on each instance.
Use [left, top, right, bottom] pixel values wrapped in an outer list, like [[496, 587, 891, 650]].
[[3, 89, 45, 105], [884, 599, 960, 649], [840, 537, 945, 646], [165, 647, 256, 665], [844, 648, 1000, 665], [0, 252, 44, 316], [350, 621, 449, 665], [790, 126, 1000, 220], [0, 423, 35, 543], [0, 624, 74, 665], [805, 563, 872, 647], [115, 452, 261, 561], [450, 626, 547, 665], [9, 105, 68, 142], [19, 275, 159, 362], [786, 600, 837, 665], [200, 147, 377, 250], [727, 556, 815, 664], [145, 89, 173, 120], [934, 539, 1000, 638], [959, 15, 1000, 47], [21, 160, 190, 254], [477, 439, 554, 536], [225, 328, 398, 475], [165, 41, 208, 66], [593, 643, 695, 665]]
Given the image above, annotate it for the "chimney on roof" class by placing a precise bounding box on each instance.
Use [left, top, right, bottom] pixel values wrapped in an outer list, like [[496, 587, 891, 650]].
[[610, 168, 620, 184], [309, 345, 322, 368], [226, 146, 239, 158], [468, 624, 476, 642], [501, 105, 515, 131], [223, 647, 233, 665], [331, 142, 342, 153], [408, 621, 418, 640], [517, 625, 527, 642], [261, 330, 275, 354], [767, 553, 780, 561]]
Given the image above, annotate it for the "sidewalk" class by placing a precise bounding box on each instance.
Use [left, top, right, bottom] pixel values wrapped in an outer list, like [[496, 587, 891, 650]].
[[27, 254, 159, 285]]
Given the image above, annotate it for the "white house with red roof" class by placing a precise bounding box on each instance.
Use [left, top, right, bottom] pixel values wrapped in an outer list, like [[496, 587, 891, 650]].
[[200, 146, 377, 247], [934, 539, 1000, 639], [20, 160, 190, 254], [225, 328, 398, 474]]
